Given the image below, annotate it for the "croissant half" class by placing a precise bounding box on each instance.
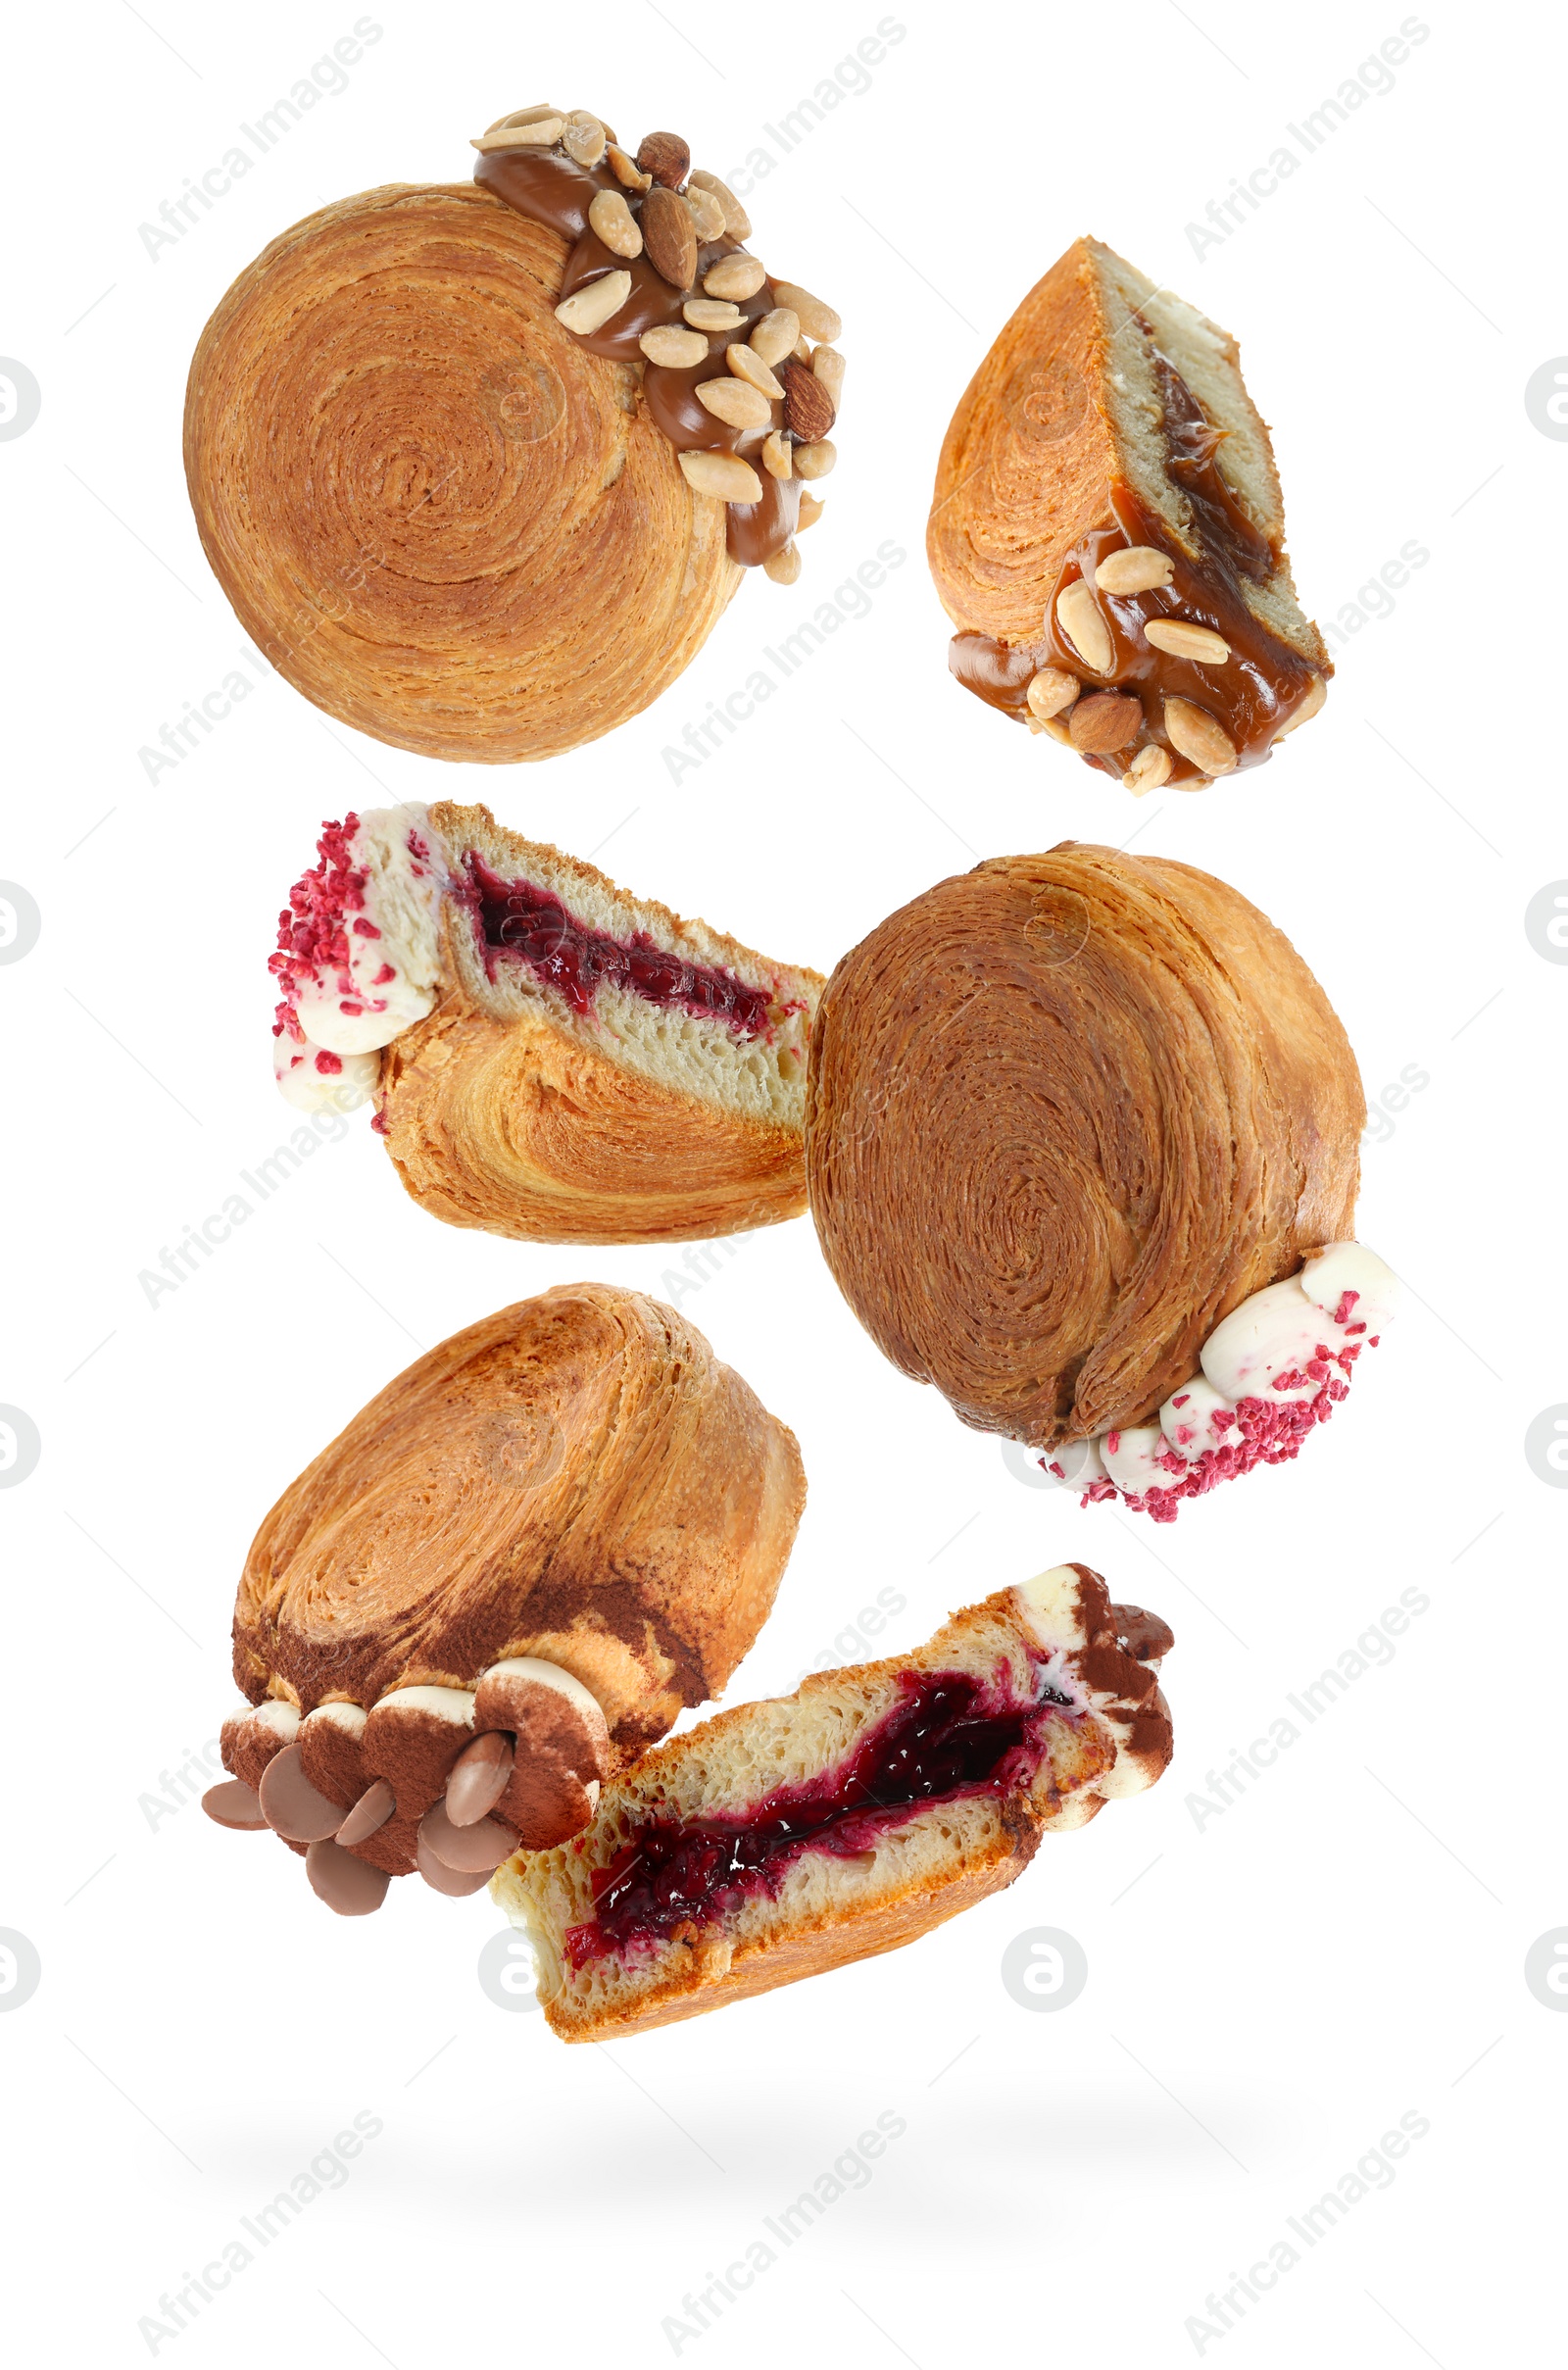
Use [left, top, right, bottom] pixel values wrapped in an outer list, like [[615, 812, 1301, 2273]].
[[204, 1285, 806, 1914], [497, 1562, 1172, 2038], [806, 846, 1397, 1519], [184, 104, 844, 764], [928, 236, 1329, 792], [270, 802, 823, 1245]]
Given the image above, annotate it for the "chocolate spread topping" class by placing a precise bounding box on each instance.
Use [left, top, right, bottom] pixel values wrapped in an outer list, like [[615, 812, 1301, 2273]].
[[950, 341, 1325, 784], [475, 143, 803, 568]]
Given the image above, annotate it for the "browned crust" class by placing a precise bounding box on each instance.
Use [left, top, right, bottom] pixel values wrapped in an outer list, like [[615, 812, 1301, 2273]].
[[184, 183, 741, 765], [804, 844, 1364, 1445], [232, 1282, 806, 1750], [926, 234, 1326, 668]]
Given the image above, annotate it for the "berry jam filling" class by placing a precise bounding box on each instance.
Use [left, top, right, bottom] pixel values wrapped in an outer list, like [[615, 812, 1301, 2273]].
[[466, 856, 776, 1039], [565, 1663, 1067, 1969], [270, 813, 368, 1041]]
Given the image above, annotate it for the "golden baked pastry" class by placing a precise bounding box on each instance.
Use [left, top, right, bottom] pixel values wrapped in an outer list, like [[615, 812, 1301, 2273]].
[[928, 236, 1329, 792], [806, 846, 1398, 1519], [496, 1563, 1172, 2038], [270, 801, 821, 1245], [203, 1284, 806, 1915], [184, 103, 844, 763]]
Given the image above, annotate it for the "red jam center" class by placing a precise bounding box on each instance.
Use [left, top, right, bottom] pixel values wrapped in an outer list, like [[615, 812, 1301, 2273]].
[[566, 1664, 1065, 1969], [466, 856, 774, 1038]]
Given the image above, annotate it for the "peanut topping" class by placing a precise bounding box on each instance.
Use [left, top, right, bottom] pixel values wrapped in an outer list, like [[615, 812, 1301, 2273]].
[[770, 279, 841, 341], [641, 324, 709, 369], [727, 343, 785, 400], [704, 254, 768, 302], [679, 449, 764, 503], [793, 439, 837, 481], [689, 168, 751, 239], [555, 272, 632, 334], [606, 143, 653, 191], [1124, 745, 1173, 796], [812, 347, 847, 408], [696, 376, 773, 429], [797, 490, 825, 530], [749, 308, 800, 368], [1162, 698, 1238, 775], [1144, 619, 1232, 664], [588, 188, 643, 260], [684, 185, 726, 242], [763, 542, 802, 584], [562, 111, 608, 168], [1054, 581, 1114, 675], [1095, 546, 1174, 596], [1025, 667, 1079, 722], [685, 298, 743, 330], [761, 429, 793, 481], [1279, 672, 1328, 734]]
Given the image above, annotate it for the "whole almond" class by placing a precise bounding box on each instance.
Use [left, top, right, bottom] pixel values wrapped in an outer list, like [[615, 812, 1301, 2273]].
[[750, 308, 800, 368], [637, 131, 690, 189], [641, 185, 699, 289], [761, 428, 793, 480], [1162, 697, 1238, 774], [727, 343, 784, 400], [1054, 580, 1114, 675], [1068, 691, 1143, 753], [1025, 667, 1079, 722], [555, 271, 631, 334], [763, 541, 802, 584], [641, 324, 709, 369], [1096, 544, 1174, 596], [588, 188, 643, 260], [797, 490, 825, 531], [770, 279, 841, 342], [793, 438, 836, 481], [780, 355, 835, 441], [704, 253, 767, 302], [696, 376, 772, 429], [684, 185, 726, 243], [689, 169, 751, 239], [562, 111, 607, 167], [679, 449, 763, 503], [606, 144, 652, 191]]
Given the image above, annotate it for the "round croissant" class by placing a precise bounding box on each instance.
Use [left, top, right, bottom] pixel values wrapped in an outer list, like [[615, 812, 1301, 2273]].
[[806, 845, 1368, 1456], [184, 182, 738, 763], [210, 1284, 806, 1913]]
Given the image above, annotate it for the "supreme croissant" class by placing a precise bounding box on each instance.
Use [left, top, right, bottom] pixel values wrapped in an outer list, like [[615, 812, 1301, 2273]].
[[202, 1285, 806, 1914], [270, 802, 821, 1245], [496, 1563, 1173, 2037], [806, 846, 1397, 1519], [928, 237, 1329, 792]]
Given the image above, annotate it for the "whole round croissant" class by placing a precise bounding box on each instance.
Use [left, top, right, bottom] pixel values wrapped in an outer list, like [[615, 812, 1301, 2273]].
[[205, 1284, 806, 1913], [806, 846, 1392, 1516], [184, 107, 844, 764]]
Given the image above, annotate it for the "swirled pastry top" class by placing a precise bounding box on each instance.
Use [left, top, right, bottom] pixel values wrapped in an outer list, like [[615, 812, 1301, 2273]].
[[474, 106, 844, 578], [805, 844, 1366, 1450]]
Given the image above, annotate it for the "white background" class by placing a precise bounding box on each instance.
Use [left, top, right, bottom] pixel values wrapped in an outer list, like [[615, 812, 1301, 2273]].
[[1, 2, 1561, 2362]]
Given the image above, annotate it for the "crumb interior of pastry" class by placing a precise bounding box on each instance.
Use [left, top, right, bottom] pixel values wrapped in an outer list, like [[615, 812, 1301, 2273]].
[[440, 805, 818, 1131], [563, 1659, 1067, 1969], [1090, 241, 1318, 661]]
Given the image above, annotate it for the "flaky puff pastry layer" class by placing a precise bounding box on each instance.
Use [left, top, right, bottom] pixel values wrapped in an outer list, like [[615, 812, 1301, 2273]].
[[184, 184, 740, 764], [805, 845, 1365, 1448], [234, 1283, 805, 1763]]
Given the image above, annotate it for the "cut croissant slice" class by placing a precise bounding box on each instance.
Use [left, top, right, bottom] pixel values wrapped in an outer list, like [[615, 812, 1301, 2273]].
[[270, 801, 822, 1244], [203, 1284, 806, 1912], [928, 236, 1329, 790], [494, 1562, 1173, 2038]]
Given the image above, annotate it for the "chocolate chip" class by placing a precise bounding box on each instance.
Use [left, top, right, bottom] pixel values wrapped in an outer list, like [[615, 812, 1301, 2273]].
[[257, 1744, 348, 1843], [334, 1778, 397, 1848], [419, 1800, 517, 1874], [636, 130, 690, 189], [201, 1779, 268, 1830], [446, 1731, 514, 1827], [306, 1839, 391, 1916]]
